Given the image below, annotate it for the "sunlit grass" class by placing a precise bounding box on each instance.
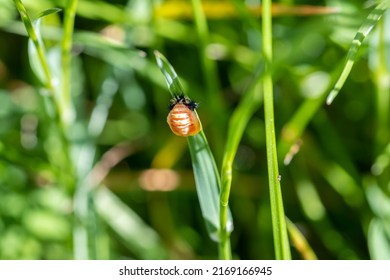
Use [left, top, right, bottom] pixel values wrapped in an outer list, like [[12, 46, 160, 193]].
[[3, 0, 390, 260]]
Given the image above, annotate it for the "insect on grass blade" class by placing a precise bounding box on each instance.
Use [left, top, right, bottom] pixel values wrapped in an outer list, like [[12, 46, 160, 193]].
[[154, 51, 233, 241]]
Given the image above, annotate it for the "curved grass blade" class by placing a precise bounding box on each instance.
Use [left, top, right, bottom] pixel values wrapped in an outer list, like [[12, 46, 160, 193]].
[[28, 9, 61, 86], [154, 51, 232, 242], [220, 75, 262, 258], [327, 1, 390, 105], [36, 8, 62, 19], [154, 50, 186, 97], [13, 0, 57, 89]]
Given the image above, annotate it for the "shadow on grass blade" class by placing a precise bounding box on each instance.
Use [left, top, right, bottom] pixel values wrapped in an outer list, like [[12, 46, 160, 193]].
[[154, 51, 233, 241]]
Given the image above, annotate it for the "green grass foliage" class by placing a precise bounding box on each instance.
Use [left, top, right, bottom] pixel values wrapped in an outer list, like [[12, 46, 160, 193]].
[[0, 0, 389, 260]]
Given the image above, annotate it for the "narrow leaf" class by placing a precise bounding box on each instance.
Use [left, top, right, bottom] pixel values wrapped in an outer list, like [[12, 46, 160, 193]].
[[220, 74, 262, 249], [13, 0, 51, 87], [154, 50, 186, 97], [154, 51, 233, 241], [188, 132, 233, 241], [36, 8, 61, 20], [327, 1, 390, 104]]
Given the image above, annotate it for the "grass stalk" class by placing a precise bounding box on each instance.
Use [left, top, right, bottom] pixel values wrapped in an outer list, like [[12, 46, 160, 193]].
[[262, 0, 291, 260], [60, 0, 78, 128], [190, 0, 232, 259], [13, 0, 53, 92], [13, 0, 74, 191], [64, 0, 95, 259], [219, 78, 263, 259], [14, 0, 82, 258]]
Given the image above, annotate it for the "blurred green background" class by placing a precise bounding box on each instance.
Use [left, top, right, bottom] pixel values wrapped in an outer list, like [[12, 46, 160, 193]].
[[0, 0, 390, 260]]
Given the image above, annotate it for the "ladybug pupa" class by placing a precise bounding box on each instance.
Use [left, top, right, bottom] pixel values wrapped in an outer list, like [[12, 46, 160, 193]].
[[167, 94, 202, 137]]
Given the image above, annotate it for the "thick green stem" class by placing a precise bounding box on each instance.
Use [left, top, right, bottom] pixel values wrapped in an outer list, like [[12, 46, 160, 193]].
[[262, 0, 291, 260]]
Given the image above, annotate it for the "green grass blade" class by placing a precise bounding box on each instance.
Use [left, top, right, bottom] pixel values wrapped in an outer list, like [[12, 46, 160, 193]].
[[154, 50, 186, 97], [14, 0, 54, 90], [27, 8, 61, 86], [220, 76, 263, 258], [327, 0, 390, 105], [188, 132, 233, 242], [154, 51, 232, 242], [262, 0, 291, 260], [36, 8, 61, 19], [279, 66, 341, 164]]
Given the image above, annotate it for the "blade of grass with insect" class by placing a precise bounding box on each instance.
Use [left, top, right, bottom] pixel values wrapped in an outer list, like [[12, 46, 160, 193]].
[[154, 51, 233, 250], [262, 0, 291, 260], [327, 0, 390, 105]]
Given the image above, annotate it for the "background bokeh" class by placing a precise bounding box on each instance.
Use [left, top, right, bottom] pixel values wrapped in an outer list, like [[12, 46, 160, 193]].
[[0, 0, 389, 260]]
